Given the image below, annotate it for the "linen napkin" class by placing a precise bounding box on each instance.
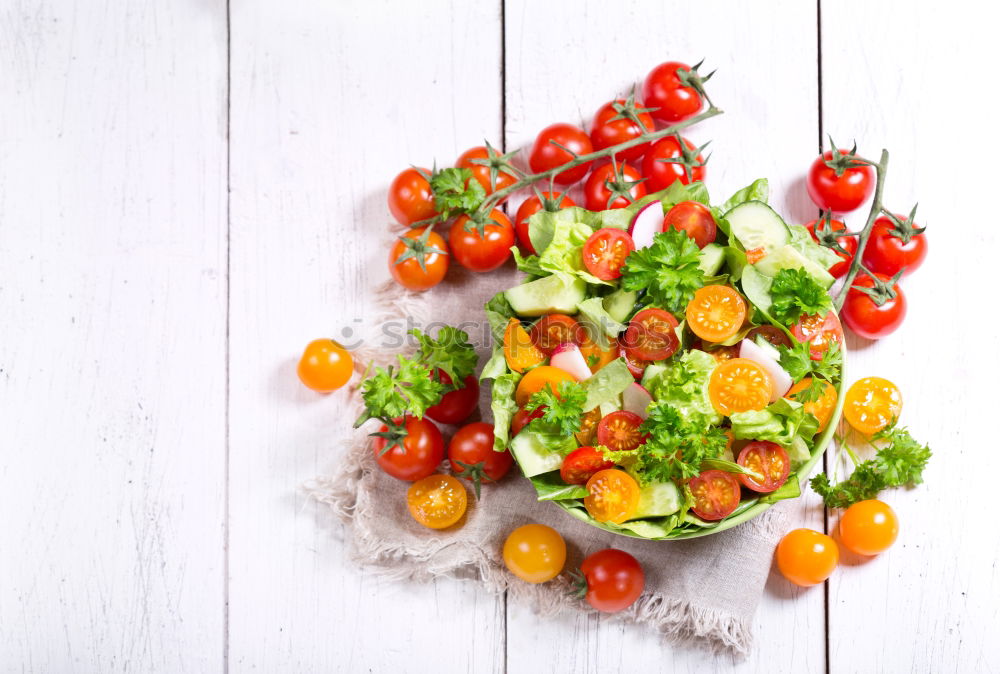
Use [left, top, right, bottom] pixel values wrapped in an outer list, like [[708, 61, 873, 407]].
[[306, 262, 790, 655]]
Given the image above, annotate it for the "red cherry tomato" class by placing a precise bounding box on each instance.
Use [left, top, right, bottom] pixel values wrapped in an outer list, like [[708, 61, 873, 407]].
[[578, 548, 645, 613], [387, 167, 436, 225], [582, 228, 636, 280], [389, 227, 449, 292], [584, 161, 647, 211], [746, 325, 792, 349], [642, 61, 702, 124], [560, 446, 615, 485], [449, 209, 515, 272], [662, 200, 717, 249], [596, 411, 647, 452], [425, 371, 480, 425], [688, 470, 741, 521], [640, 135, 704, 192], [448, 422, 513, 494], [456, 146, 517, 199], [589, 100, 655, 161], [737, 441, 791, 493], [805, 218, 857, 278], [528, 123, 593, 185], [861, 215, 928, 278], [841, 273, 907, 340], [621, 308, 680, 361], [373, 416, 444, 481], [791, 311, 844, 361], [806, 150, 875, 213], [617, 339, 649, 379], [515, 192, 574, 255], [511, 405, 545, 436]]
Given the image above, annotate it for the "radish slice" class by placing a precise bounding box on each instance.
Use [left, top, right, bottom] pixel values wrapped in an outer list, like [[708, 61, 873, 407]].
[[622, 382, 653, 419], [550, 343, 592, 381], [739, 339, 792, 402], [628, 201, 663, 249]]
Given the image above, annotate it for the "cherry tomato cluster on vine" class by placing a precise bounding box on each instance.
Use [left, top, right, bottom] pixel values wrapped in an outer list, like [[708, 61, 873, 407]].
[[777, 499, 900, 587], [502, 523, 645, 613], [386, 60, 711, 292], [803, 146, 927, 340]]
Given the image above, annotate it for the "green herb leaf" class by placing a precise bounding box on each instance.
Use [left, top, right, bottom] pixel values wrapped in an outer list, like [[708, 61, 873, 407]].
[[791, 377, 828, 403], [409, 326, 478, 389], [526, 380, 588, 436], [620, 228, 704, 313], [778, 338, 842, 383], [355, 355, 445, 426], [769, 268, 832, 326], [430, 167, 486, 218]]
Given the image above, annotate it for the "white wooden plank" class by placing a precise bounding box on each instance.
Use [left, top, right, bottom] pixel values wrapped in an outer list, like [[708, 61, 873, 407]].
[[226, 1, 506, 671], [503, 0, 827, 670], [822, 2, 1000, 672], [0, 1, 228, 672]]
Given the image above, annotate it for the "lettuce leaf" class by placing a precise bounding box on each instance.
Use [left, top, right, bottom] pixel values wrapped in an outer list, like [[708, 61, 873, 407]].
[[489, 373, 521, 450], [643, 349, 721, 424], [730, 398, 819, 447], [721, 178, 769, 212], [581, 358, 633, 412]]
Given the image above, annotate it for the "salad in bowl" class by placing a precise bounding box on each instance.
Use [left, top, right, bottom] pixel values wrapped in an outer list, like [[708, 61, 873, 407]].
[[481, 179, 846, 539]]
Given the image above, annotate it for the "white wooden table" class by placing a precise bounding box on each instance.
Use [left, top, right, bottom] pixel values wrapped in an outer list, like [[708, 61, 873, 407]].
[[3, 1, 998, 671]]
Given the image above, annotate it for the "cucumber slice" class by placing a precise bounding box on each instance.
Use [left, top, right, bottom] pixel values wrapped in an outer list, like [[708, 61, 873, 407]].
[[602, 288, 638, 323], [509, 430, 568, 478], [698, 242, 726, 276], [505, 274, 586, 317], [755, 244, 836, 289], [723, 200, 791, 255], [629, 480, 682, 519], [640, 362, 668, 388]]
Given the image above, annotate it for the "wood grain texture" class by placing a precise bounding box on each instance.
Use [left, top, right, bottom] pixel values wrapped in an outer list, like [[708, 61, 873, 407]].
[[226, 1, 506, 671], [822, 2, 1000, 671], [0, 0, 228, 672], [503, 0, 827, 670]]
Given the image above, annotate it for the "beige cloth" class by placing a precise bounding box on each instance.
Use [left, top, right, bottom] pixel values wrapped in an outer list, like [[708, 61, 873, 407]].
[[307, 261, 790, 656]]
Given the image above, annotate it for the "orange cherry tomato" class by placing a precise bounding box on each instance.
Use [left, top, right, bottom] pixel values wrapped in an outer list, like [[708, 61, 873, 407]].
[[529, 314, 586, 355], [843, 377, 902, 435], [776, 528, 839, 587], [579, 334, 618, 373], [584, 469, 640, 524], [456, 145, 518, 199], [786, 378, 838, 432], [297, 338, 353, 392], [503, 318, 545, 373], [406, 474, 468, 529], [685, 285, 748, 343], [574, 407, 602, 445], [696, 341, 739, 364], [708, 358, 773, 415], [514, 365, 576, 407], [389, 227, 449, 292], [839, 499, 899, 556], [503, 524, 566, 583]]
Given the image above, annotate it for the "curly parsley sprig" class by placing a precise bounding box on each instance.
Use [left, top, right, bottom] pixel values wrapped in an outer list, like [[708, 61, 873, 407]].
[[620, 229, 705, 314], [525, 381, 587, 436], [769, 268, 832, 326], [409, 326, 478, 390], [778, 338, 842, 384]]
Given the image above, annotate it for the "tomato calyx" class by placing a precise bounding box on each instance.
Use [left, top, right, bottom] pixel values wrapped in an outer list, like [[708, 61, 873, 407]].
[[821, 136, 872, 177], [607, 89, 657, 128], [600, 157, 648, 209], [880, 205, 925, 245], [451, 459, 494, 500], [568, 569, 590, 600], [393, 226, 448, 272], [674, 58, 716, 107], [852, 269, 903, 307], [812, 211, 856, 257], [462, 208, 504, 238], [655, 132, 710, 182], [369, 417, 410, 454], [465, 139, 522, 193]]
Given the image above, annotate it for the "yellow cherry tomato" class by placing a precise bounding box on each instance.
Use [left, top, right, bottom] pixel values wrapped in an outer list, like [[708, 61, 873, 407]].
[[786, 378, 838, 432], [503, 524, 566, 583], [584, 469, 641, 524], [708, 358, 773, 415], [839, 499, 899, 556], [297, 338, 353, 392], [514, 365, 576, 407], [685, 285, 747, 343], [843, 376, 902, 435], [406, 474, 468, 529], [776, 528, 839, 587]]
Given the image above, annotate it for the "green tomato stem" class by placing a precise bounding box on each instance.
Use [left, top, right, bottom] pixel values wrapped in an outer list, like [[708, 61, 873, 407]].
[[833, 149, 889, 311]]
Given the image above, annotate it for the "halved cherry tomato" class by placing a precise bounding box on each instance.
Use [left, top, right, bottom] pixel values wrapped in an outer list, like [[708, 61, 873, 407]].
[[843, 377, 902, 435], [579, 334, 618, 373], [584, 161, 647, 210], [574, 408, 603, 445], [503, 524, 566, 583], [621, 308, 680, 361], [685, 285, 747, 343], [839, 499, 899, 556], [528, 123, 593, 185], [297, 338, 353, 392], [662, 201, 717, 249], [388, 167, 436, 225], [515, 192, 574, 255], [511, 405, 545, 436], [617, 339, 649, 379], [529, 314, 585, 355], [640, 135, 704, 192], [514, 366, 576, 407], [642, 61, 702, 124], [578, 548, 645, 613], [590, 100, 655, 161], [786, 377, 837, 432], [708, 358, 773, 415], [688, 470, 741, 521], [747, 325, 792, 349], [561, 446, 615, 485], [805, 218, 857, 278], [584, 469, 641, 523], [425, 370, 480, 425], [791, 311, 844, 361], [737, 441, 791, 493], [776, 528, 839, 587], [406, 474, 468, 529], [373, 416, 444, 482], [582, 228, 635, 281], [596, 410, 647, 452], [696, 341, 739, 364], [456, 146, 518, 199], [503, 318, 545, 373]]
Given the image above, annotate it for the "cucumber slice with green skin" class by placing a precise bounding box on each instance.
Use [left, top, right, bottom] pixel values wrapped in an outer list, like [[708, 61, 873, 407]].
[[504, 274, 586, 317], [629, 480, 682, 519], [723, 200, 791, 255], [755, 244, 836, 289], [698, 242, 726, 276], [640, 362, 668, 388], [509, 430, 568, 478], [602, 288, 638, 323]]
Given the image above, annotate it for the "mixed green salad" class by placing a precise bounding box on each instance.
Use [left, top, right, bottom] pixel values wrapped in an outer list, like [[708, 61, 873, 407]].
[[481, 179, 847, 539]]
